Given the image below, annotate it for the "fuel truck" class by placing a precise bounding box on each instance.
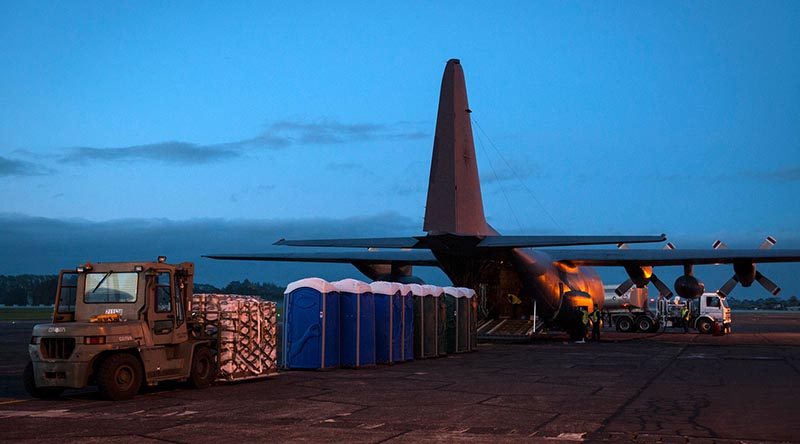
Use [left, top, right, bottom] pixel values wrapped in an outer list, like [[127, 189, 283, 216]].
[[603, 285, 732, 334]]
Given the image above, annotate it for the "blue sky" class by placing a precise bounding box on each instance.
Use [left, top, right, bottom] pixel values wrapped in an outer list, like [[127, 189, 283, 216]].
[[1, 2, 799, 297]]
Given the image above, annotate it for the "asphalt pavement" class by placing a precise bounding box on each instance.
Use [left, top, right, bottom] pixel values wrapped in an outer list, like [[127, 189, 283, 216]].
[[1, 312, 798, 443]]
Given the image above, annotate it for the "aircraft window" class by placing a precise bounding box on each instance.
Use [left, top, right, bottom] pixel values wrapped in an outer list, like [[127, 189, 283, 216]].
[[156, 272, 172, 313], [706, 296, 720, 308]]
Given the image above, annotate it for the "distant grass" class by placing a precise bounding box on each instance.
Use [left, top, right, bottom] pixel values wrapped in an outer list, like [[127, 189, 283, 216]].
[[0, 307, 53, 321]]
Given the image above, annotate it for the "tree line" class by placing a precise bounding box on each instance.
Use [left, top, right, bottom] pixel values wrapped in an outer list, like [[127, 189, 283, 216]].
[[0, 275, 285, 306]]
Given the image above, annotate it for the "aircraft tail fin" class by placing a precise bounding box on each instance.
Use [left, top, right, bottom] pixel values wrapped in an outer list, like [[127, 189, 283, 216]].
[[423, 59, 492, 236]]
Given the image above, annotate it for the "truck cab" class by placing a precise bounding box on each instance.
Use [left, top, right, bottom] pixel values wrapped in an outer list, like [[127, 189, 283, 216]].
[[691, 292, 732, 334], [25, 259, 216, 400]]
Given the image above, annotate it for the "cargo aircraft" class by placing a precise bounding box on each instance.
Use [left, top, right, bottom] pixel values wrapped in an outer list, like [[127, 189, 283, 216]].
[[206, 59, 800, 330]]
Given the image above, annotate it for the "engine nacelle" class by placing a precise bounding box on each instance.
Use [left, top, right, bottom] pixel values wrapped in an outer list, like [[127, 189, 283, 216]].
[[733, 262, 756, 287], [674, 275, 705, 299]]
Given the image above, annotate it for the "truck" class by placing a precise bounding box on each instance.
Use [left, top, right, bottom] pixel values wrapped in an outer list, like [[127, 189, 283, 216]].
[[603, 285, 732, 334], [24, 258, 277, 401]]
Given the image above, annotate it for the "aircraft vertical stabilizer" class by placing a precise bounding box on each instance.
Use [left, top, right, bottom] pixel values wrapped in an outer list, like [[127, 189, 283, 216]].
[[423, 59, 492, 236]]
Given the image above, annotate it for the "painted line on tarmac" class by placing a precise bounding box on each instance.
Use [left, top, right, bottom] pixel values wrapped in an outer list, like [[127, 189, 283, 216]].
[[0, 399, 28, 406]]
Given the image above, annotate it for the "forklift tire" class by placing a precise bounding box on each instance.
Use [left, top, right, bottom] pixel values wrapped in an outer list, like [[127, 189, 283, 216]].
[[23, 361, 64, 399], [189, 347, 216, 389], [696, 318, 713, 335], [96, 353, 143, 401], [617, 317, 635, 333]]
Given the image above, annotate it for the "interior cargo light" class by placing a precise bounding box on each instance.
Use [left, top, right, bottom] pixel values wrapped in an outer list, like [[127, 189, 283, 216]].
[[84, 336, 106, 345], [134, 265, 144, 272]]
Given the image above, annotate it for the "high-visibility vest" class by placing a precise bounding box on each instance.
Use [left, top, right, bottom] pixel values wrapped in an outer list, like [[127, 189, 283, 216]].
[[681, 308, 689, 320], [581, 311, 589, 325], [590, 310, 600, 322]]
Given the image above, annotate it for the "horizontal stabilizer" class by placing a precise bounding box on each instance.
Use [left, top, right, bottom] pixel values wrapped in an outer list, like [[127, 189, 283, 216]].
[[477, 234, 666, 248], [274, 237, 423, 248], [204, 250, 439, 266]]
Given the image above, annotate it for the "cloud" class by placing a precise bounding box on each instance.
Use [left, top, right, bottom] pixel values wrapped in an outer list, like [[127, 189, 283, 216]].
[[264, 120, 427, 145], [649, 165, 800, 183], [0, 156, 49, 177], [58, 119, 429, 166], [0, 212, 447, 287], [62, 141, 241, 165], [754, 166, 800, 182]]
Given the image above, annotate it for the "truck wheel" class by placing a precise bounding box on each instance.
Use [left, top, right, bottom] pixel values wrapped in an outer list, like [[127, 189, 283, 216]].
[[23, 361, 64, 399], [636, 316, 653, 333], [696, 319, 713, 334], [96, 353, 143, 400], [617, 317, 635, 333], [189, 347, 216, 389]]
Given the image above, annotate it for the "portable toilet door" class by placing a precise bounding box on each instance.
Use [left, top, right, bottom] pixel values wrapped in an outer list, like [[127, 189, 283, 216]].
[[431, 286, 448, 357], [422, 285, 445, 357], [442, 287, 461, 354], [408, 283, 430, 358], [455, 287, 471, 353], [390, 284, 403, 362], [399, 284, 414, 361], [461, 287, 478, 351], [283, 278, 339, 369], [333, 279, 376, 368], [370, 281, 401, 365]]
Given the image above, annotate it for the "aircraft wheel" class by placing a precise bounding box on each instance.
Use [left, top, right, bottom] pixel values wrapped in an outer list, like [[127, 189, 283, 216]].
[[617, 317, 635, 333], [696, 318, 713, 334], [23, 361, 64, 399]]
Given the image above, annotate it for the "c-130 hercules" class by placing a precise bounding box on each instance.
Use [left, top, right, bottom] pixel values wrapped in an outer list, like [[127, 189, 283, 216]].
[[207, 59, 800, 331]]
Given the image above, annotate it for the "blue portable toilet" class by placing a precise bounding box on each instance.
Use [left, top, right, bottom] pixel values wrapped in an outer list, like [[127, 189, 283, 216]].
[[370, 281, 402, 364], [334, 279, 376, 368], [399, 284, 414, 361], [283, 278, 340, 369]]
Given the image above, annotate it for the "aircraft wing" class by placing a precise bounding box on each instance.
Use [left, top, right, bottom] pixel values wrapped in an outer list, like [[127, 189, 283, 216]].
[[544, 248, 800, 266], [203, 250, 439, 266], [477, 234, 666, 248], [274, 237, 423, 248], [273, 234, 666, 249]]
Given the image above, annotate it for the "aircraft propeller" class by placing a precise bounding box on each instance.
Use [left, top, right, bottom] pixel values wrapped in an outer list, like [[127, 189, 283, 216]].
[[614, 242, 675, 298], [714, 236, 781, 297]]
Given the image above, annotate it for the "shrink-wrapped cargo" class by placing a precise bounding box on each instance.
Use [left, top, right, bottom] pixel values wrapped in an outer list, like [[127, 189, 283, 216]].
[[190, 294, 278, 381]]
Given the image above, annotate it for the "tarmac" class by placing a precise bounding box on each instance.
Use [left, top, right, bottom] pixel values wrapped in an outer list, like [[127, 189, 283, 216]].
[[1, 311, 799, 443]]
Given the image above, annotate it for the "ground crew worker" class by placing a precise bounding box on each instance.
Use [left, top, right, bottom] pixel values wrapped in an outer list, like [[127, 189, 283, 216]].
[[590, 308, 601, 341], [681, 305, 690, 333], [575, 308, 589, 343]]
